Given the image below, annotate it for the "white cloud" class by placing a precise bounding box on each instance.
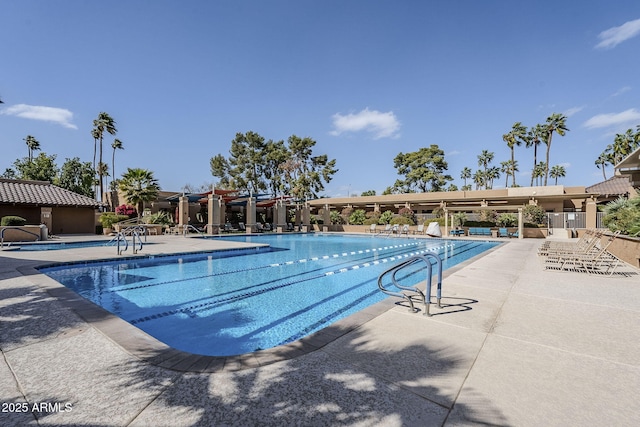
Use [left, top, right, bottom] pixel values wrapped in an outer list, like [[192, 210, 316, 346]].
[[595, 18, 640, 49], [611, 86, 631, 97], [563, 106, 584, 117], [0, 104, 78, 129], [330, 108, 400, 139], [583, 108, 640, 129]]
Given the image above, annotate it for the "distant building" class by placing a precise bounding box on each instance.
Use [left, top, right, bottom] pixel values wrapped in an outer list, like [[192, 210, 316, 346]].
[[0, 179, 102, 234]]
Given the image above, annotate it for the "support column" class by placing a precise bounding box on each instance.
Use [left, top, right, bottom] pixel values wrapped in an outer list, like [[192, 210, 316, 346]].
[[586, 197, 597, 229], [178, 196, 189, 231], [323, 204, 331, 232], [444, 208, 449, 237], [276, 199, 287, 232], [518, 207, 524, 239], [302, 204, 310, 232], [246, 196, 256, 233], [208, 193, 222, 234]]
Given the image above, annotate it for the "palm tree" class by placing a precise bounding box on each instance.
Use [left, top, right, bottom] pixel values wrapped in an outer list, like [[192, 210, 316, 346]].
[[526, 124, 546, 187], [533, 162, 546, 186], [595, 152, 609, 180], [90, 128, 100, 200], [549, 165, 566, 185], [460, 167, 472, 188], [477, 150, 494, 175], [110, 138, 124, 190], [473, 170, 486, 190], [542, 113, 569, 186], [92, 112, 117, 202], [502, 122, 527, 187], [485, 166, 501, 189], [118, 168, 160, 218], [500, 160, 518, 187], [23, 135, 41, 162]]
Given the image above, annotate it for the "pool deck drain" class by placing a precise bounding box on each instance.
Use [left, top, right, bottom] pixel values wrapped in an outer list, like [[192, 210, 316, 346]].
[[1, 233, 639, 426]]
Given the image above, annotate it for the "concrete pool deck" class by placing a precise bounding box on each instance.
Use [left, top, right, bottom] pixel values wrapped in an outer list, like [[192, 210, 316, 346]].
[[1, 233, 639, 426]]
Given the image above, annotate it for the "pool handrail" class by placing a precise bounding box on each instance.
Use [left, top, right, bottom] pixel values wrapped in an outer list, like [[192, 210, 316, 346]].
[[377, 252, 443, 316], [1, 227, 41, 248]]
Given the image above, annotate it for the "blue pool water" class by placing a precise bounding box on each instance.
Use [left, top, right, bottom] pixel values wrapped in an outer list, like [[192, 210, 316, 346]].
[[40, 234, 499, 356]]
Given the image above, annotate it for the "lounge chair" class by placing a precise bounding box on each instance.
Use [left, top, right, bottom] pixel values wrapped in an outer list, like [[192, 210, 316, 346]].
[[368, 224, 377, 233], [376, 224, 392, 235], [238, 222, 246, 232], [543, 232, 622, 275], [286, 223, 295, 232], [498, 228, 509, 237], [413, 224, 425, 235], [399, 224, 410, 236], [223, 223, 237, 233]]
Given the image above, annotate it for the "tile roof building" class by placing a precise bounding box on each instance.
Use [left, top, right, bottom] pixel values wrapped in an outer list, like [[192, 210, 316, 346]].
[[0, 179, 101, 235]]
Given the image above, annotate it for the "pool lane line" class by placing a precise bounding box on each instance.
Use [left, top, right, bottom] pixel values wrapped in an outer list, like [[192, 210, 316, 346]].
[[105, 240, 439, 294], [126, 244, 455, 326]]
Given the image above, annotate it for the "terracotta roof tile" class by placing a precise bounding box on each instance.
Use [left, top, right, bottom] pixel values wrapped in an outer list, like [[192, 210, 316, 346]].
[[0, 179, 102, 207], [586, 175, 632, 196]]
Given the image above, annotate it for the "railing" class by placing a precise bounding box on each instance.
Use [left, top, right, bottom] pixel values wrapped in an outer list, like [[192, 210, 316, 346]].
[[108, 225, 145, 255], [377, 252, 443, 316], [182, 224, 203, 236], [1, 227, 41, 248]]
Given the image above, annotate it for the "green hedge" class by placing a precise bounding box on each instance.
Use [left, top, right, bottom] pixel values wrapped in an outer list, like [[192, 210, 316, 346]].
[[1, 216, 27, 226]]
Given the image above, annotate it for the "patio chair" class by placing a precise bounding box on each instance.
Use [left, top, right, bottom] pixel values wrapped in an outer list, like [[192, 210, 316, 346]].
[[223, 223, 237, 233], [368, 224, 378, 233], [376, 224, 392, 235], [413, 224, 425, 235], [399, 224, 410, 236], [498, 228, 509, 237], [238, 222, 246, 232]]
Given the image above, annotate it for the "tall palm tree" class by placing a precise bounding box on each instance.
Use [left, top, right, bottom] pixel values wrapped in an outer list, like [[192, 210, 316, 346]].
[[23, 135, 41, 162], [460, 167, 472, 188], [118, 168, 160, 218], [595, 152, 609, 180], [500, 160, 518, 187], [90, 128, 100, 199], [542, 113, 569, 186], [502, 122, 527, 187], [526, 124, 546, 187], [549, 165, 566, 185], [92, 112, 117, 202], [110, 138, 124, 189]]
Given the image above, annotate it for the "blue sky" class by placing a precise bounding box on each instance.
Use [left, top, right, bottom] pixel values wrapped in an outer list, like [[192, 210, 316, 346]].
[[2, 1, 640, 197]]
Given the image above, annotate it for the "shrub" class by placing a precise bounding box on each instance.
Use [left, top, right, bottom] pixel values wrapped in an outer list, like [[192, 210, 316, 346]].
[[1, 216, 27, 226], [496, 213, 518, 227], [601, 193, 640, 235], [143, 211, 173, 225], [523, 205, 546, 225], [452, 212, 467, 227], [348, 209, 367, 225], [390, 215, 414, 225], [378, 210, 394, 224], [99, 213, 129, 229], [398, 207, 415, 224], [330, 210, 345, 225], [463, 220, 496, 227], [115, 204, 137, 218]]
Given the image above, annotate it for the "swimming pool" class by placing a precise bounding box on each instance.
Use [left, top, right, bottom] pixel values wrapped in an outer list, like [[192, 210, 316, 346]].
[[40, 234, 499, 356]]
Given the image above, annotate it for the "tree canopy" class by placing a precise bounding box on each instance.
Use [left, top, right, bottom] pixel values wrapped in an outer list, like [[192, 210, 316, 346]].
[[391, 145, 452, 193], [210, 131, 338, 200]]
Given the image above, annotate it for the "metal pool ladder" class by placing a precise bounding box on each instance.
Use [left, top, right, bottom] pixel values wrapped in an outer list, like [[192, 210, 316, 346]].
[[377, 253, 443, 316], [108, 225, 145, 255]]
